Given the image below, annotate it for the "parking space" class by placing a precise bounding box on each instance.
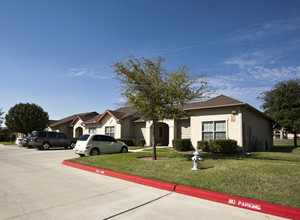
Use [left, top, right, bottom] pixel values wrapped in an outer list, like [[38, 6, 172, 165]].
[[0, 145, 286, 220]]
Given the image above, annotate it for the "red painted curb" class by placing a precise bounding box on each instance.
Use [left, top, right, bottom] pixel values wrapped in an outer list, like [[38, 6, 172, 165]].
[[175, 185, 300, 220], [62, 160, 300, 219], [62, 160, 176, 191]]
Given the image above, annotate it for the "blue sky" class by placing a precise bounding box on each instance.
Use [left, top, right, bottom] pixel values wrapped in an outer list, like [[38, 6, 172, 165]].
[[0, 0, 299, 122]]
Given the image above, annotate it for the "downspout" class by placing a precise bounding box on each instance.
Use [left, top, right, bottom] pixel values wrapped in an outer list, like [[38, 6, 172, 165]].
[[227, 118, 229, 139], [240, 110, 244, 153]]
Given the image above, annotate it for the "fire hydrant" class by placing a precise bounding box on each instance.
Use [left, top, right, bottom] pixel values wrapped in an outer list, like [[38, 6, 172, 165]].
[[191, 150, 203, 170]]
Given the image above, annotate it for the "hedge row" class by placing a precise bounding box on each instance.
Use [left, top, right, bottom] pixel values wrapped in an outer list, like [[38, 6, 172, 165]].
[[172, 139, 192, 151], [197, 139, 237, 154], [117, 138, 146, 146], [117, 138, 237, 153]]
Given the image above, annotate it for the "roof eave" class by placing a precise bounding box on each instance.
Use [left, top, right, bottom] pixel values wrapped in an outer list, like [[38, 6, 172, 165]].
[[183, 103, 246, 111]]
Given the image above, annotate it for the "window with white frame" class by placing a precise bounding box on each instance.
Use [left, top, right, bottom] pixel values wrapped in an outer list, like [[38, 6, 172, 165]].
[[105, 126, 115, 137], [89, 127, 96, 134], [202, 121, 226, 140]]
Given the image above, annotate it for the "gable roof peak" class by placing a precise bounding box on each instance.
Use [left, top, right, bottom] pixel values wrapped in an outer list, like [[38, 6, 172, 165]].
[[183, 94, 245, 110], [208, 94, 245, 104]]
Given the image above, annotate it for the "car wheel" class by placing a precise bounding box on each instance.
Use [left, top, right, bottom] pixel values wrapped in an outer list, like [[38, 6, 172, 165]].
[[121, 146, 128, 153], [42, 142, 50, 150], [69, 142, 76, 149], [90, 148, 100, 156]]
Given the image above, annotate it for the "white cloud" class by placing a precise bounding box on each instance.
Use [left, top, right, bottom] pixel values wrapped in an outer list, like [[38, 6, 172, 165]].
[[65, 67, 112, 80], [223, 52, 300, 83], [213, 15, 300, 45], [200, 46, 300, 109]]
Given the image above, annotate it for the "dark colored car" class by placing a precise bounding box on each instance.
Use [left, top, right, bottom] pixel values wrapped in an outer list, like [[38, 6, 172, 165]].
[[29, 131, 77, 150], [21, 136, 31, 147]]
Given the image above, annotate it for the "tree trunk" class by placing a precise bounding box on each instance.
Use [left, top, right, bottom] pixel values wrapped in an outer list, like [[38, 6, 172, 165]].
[[294, 131, 298, 148], [152, 120, 157, 160]]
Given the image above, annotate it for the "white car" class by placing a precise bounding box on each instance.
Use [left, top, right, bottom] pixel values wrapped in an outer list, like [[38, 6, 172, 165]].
[[15, 138, 23, 145], [74, 134, 128, 157]]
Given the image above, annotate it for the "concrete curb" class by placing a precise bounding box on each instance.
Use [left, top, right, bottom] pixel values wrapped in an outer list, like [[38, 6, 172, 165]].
[[62, 160, 300, 219]]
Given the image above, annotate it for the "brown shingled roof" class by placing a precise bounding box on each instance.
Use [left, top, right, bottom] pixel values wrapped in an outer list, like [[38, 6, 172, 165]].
[[50, 112, 99, 127], [84, 114, 103, 124], [70, 112, 100, 125], [94, 107, 139, 123], [183, 95, 245, 110], [114, 107, 140, 119]]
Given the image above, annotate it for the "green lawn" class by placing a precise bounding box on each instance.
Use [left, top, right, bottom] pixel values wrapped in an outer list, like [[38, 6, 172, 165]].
[[69, 147, 300, 209], [272, 139, 298, 152], [0, 141, 15, 145], [128, 146, 145, 150]]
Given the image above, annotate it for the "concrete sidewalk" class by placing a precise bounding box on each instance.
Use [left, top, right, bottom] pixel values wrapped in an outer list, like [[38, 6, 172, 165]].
[[0, 145, 288, 219]]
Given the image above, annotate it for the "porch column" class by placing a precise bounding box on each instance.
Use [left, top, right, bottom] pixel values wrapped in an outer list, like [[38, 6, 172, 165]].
[[161, 119, 175, 147], [145, 121, 153, 147]]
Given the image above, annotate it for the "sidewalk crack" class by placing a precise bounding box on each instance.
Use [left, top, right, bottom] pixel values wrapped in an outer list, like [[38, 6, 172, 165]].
[[102, 191, 173, 220]]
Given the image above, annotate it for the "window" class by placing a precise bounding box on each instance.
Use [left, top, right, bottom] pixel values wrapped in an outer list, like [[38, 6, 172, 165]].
[[102, 135, 115, 142], [48, 132, 57, 138], [38, 132, 47, 138], [92, 135, 115, 142], [58, 133, 66, 138], [79, 134, 90, 141], [89, 127, 96, 134], [158, 126, 163, 138], [92, 135, 102, 141], [202, 121, 226, 141], [105, 126, 115, 137]]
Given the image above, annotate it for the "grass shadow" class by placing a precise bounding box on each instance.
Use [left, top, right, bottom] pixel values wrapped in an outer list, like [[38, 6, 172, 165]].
[[271, 145, 294, 153], [200, 166, 214, 170]]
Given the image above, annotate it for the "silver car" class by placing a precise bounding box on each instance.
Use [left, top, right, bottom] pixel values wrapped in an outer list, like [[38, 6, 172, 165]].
[[74, 134, 128, 157]]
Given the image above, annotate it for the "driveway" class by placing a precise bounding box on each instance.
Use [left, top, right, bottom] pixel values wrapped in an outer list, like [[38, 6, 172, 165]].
[[0, 144, 286, 220]]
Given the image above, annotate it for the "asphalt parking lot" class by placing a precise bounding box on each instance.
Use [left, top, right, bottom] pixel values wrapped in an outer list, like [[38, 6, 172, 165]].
[[0, 144, 286, 220]]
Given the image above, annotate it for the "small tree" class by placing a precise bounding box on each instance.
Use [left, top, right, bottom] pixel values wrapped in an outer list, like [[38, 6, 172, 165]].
[[113, 56, 209, 159], [0, 108, 4, 126], [258, 79, 300, 148], [5, 103, 49, 135]]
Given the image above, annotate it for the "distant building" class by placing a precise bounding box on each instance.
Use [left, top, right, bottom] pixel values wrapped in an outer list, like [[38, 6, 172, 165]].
[[0, 127, 10, 141]]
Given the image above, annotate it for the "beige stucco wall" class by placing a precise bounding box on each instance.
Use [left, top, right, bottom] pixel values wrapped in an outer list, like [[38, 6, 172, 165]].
[[120, 117, 132, 138], [132, 122, 147, 139], [242, 107, 273, 151], [81, 114, 121, 138], [49, 124, 73, 138], [176, 119, 190, 139], [189, 107, 243, 150], [73, 119, 86, 137]]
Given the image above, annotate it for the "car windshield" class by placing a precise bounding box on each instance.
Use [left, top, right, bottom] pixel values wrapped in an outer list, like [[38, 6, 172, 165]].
[[78, 134, 90, 141]]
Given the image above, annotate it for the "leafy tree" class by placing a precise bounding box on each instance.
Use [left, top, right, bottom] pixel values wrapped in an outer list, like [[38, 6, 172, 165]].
[[5, 103, 49, 135], [258, 79, 300, 148], [113, 56, 209, 159], [0, 108, 4, 126]]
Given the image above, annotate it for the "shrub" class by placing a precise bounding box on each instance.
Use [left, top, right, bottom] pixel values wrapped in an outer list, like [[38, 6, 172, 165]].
[[197, 140, 209, 152], [209, 139, 237, 154], [117, 138, 146, 146], [157, 141, 168, 146], [291, 147, 300, 154], [117, 138, 134, 146], [173, 139, 192, 151], [133, 139, 146, 146]]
